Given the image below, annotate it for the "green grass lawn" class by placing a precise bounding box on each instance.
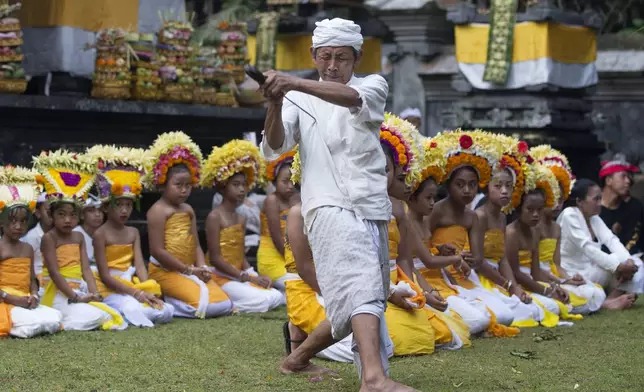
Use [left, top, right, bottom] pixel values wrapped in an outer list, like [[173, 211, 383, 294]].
[[1, 304, 643, 392]]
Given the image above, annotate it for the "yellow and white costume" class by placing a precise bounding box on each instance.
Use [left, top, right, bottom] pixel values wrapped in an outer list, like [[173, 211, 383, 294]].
[[415, 131, 520, 335], [530, 145, 610, 307], [387, 218, 471, 353], [86, 145, 174, 327], [381, 116, 471, 350], [513, 163, 583, 326], [476, 228, 543, 327], [145, 132, 233, 319], [202, 140, 284, 313], [538, 238, 606, 314], [467, 135, 544, 327], [0, 166, 63, 338], [258, 150, 299, 290], [33, 151, 127, 331]]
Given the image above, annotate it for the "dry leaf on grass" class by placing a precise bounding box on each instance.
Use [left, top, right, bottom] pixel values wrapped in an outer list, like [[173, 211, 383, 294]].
[[510, 350, 537, 359]]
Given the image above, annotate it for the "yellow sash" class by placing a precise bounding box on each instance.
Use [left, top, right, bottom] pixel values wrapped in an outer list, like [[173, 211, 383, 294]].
[[478, 275, 540, 328], [537, 282, 583, 321], [95, 272, 163, 309], [485, 306, 520, 337], [42, 264, 126, 331]]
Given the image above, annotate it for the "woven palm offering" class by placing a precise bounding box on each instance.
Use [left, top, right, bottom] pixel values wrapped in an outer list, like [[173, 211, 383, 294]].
[[0, 1, 26, 94], [91, 28, 132, 100], [157, 12, 195, 103]]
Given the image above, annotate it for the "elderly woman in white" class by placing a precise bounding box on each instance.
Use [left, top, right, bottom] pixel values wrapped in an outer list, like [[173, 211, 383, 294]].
[[557, 179, 644, 310]]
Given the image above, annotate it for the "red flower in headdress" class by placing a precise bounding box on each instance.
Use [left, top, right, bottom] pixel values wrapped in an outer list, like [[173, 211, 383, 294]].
[[459, 135, 473, 149], [430, 141, 437, 148], [517, 141, 529, 154]]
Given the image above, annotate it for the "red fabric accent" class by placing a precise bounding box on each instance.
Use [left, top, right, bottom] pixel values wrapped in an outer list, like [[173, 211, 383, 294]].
[[599, 162, 640, 178]]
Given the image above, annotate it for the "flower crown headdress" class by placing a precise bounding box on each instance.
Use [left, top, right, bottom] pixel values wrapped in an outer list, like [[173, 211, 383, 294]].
[[490, 135, 535, 213], [145, 131, 202, 187], [32, 150, 97, 207], [431, 129, 502, 188], [265, 149, 296, 183], [529, 145, 573, 200], [86, 145, 149, 202], [201, 139, 265, 190], [523, 161, 560, 209], [290, 147, 301, 185], [0, 165, 42, 215], [380, 113, 424, 185], [413, 137, 447, 191]]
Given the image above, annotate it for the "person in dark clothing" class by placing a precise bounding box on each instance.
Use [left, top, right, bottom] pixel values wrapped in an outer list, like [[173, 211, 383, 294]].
[[599, 156, 644, 255]]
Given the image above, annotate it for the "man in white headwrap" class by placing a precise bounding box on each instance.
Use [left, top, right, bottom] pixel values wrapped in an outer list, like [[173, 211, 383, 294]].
[[260, 18, 416, 392], [399, 107, 422, 130]]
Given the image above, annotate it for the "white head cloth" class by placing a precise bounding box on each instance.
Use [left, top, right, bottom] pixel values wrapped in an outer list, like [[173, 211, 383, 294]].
[[83, 194, 101, 209], [400, 107, 422, 119], [312, 18, 363, 51]]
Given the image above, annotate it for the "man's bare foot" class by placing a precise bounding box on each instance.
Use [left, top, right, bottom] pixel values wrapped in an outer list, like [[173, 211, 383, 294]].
[[602, 293, 637, 310], [360, 377, 419, 392], [280, 357, 338, 376]]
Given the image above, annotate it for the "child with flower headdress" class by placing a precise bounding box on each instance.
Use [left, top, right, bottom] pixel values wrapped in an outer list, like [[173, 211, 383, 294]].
[[0, 165, 63, 338], [471, 135, 545, 328], [146, 132, 233, 319], [505, 162, 581, 326], [258, 149, 300, 291], [202, 139, 284, 313], [379, 113, 469, 354], [282, 148, 356, 363], [87, 145, 174, 327], [407, 137, 494, 347], [531, 147, 607, 314], [34, 150, 127, 331], [411, 130, 525, 336]]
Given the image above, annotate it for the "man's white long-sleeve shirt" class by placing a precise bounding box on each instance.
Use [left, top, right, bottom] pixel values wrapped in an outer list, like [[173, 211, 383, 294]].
[[261, 74, 391, 231]]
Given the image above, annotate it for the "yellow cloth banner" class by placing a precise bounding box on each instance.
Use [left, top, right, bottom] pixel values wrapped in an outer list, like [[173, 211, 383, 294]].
[[247, 34, 381, 74], [42, 265, 125, 331], [20, 0, 139, 31], [455, 22, 596, 65]]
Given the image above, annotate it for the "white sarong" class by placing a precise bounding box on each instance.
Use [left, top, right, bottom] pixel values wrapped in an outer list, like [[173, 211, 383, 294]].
[[308, 206, 389, 340]]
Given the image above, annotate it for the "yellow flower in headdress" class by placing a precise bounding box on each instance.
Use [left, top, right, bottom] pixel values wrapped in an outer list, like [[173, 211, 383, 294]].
[[488, 134, 535, 213], [201, 139, 265, 190], [265, 149, 296, 182], [380, 113, 424, 185], [32, 150, 97, 206], [86, 145, 150, 202], [523, 161, 560, 209], [144, 131, 203, 187], [529, 145, 573, 200], [0, 165, 42, 214], [290, 147, 301, 185], [431, 129, 502, 189], [412, 137, 447, 191]]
